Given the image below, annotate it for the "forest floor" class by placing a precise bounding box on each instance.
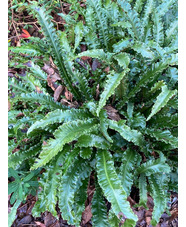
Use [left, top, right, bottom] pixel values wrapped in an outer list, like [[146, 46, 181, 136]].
[[8, 1, 178, 226]]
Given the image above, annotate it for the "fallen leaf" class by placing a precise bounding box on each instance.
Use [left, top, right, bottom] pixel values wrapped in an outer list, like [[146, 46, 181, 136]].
[[104, 66, 110, 73], [8, 100, 11, 111], [44, 212, 56, 227], [104, 105, 121, 121], [81, 56, 92, 61], [54, 85, 64, 101], [20, 29, 31, 39], [92, 59, 101, 71], [81, 204, 92, 226], [145, 216, 151, 225], [35, 222, 46, 227], [64, 88, 73, 102]]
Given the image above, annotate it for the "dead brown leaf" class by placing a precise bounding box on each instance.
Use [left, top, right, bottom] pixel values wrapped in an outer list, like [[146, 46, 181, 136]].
[[8, 100, 11, 111], [44, 212, 57, 227], [35, 222, 46, 227], [64, 88, 73, 102], [104, 66, 110, 73], [146, 216, 151, 226], [104, 105, 121, 121], [54, 85, 64, 101], [81, 56, 92, 61], [81, 204, 92, 226]]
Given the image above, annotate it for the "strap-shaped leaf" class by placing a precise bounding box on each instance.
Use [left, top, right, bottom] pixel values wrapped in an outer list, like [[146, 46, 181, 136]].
[[145, 128, 178, 148], [147, 85, 177, 121], [71, 49, 113, 64], [136, 158, 170, 176], [59, 156, 92, 225], [108, 119, 144, 146], [28, 109, 91, 134], [86, 0, 109, 50], [60, 32, 92, 100], [108, 209, 120, 227], [96, 150, 138, 223], [8, 199, 22, 227], [99, 109, 113, 143], [16, 92, 66, 110], [119, 149, 139, 196], [139, 173, 147, 208], [73, 21, 84, 52], [32, 6, 81, 99], [76, 134, 110, 150], [91, 185, 110, 227], [113, 53, 130, 68], [148, 175, 169, 226], [97, 69, 129, 116], [31, 119, 98, 169]]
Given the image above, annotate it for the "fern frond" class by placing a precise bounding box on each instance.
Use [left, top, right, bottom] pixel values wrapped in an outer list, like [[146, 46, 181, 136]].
[[145, 128, 178, 148], [76, 134, 110, 150], [73, 21, 84, 52], [86, 0, 109, 50], [28, 109, 92, 134], [108, 120, 144, 146], [16, 92, 66, 110], [138, 173, 147, 208], [8, 199, 22, 227], [91, 184, 109, 227], [96, 150, 138, 223], [60, 32, 92, 100], [136, 158, 170, 176], [147, 85, 177, 121], [119, 149, 140, 196], [59, 156, 92, 225], [72, 49, 113, 64], [31, 119, 98, 169], [32, 6, 81, 99], [29, 62, 47, 80], [9, 77, 31, 94], [99, 109, 113, 143], [9, 44, 43, 56], [117, 0, 142, 40], [97, 69, 130, 116], [148, 174, 169, 226]]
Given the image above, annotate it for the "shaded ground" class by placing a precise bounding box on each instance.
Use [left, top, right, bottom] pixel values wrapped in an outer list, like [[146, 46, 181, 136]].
[[8, 191, 178, 227]]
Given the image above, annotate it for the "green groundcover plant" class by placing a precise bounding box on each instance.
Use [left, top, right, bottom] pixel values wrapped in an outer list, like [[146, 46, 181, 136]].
[[8, 0, 178, 226]]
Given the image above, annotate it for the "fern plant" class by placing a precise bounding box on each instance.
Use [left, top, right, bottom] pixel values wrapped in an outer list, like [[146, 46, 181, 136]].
[[8, 0, 178, 226]]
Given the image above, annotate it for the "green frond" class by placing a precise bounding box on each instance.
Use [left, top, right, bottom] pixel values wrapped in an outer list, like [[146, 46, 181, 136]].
[[27, 109, 92, 134], [72, 49, 113, 64], [108, 209, 120, 227], [152, 11, 164, 45], [145, 128, 178, 148], [73, 21, 84, 52], [9, 44, 44, 56], [156, 0, 176, 17], [9, 77, 31, 94], [119, 149, 140, 196], [91, 185, 109, 227], [113, 38, 134, 53], [86, 0, 110, 50], [60, 32, 92, 100], [32, 6, 81, 100], [127, 60, 172, 101], [59, 156, 92, 225], [31, 119, 98, 169], [147, 85, 177, 121], [8, 199, 22, 227], [29, 62, 47, 80], [108, 119, 144, 146], [96, 150, 138, 223], [97, 69, 130, 116], [117, 0, 142, 40], [99, 109, 113, 143], [149, 174, 169, 226], [16, 92, 66, 110], [136, 158, 170, 176], [138, 173, 147, 208], [9, 143, 41, 168], [76, 134, 110, 150], [80, 147, 92, 159]]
